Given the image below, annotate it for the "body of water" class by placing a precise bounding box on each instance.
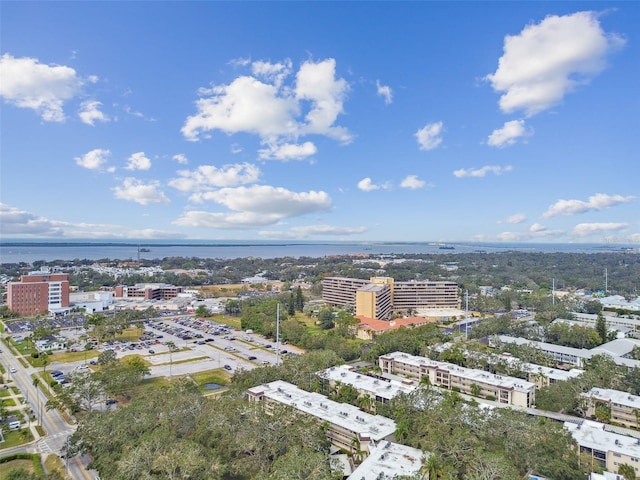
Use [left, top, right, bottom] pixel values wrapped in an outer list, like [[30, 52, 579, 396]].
[[1, 240, 637, 264]]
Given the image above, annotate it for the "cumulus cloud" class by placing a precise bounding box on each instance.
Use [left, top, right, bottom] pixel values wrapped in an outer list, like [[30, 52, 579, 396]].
[[75, 148, 111, 170], [400, 175, 427, 190], [357, 178, 392, 192], [181, 57, 351, 153], [260, 224, 369, 239], [125, 152, 152, 171], [193, 185, 330, 216], [543, 193, 635, 218], [572, 222, 628, 237], [501, 213, 527, 224], [497, 223, 563, 241], [376, 80, 393, 104], [487, 119, 532, 147], [0, 203, 64, 236], [78, 100, 109, 126], [174, 185, 330, 230], [172, 154, 188, 164], [0, 53, 86, 122], [415, 122, 444, 151], [485, 11, 625, 116], [258, 141, 317, 161], [169, 163, 260, 192], [113, 178, 169, 205], [453, 165, 513, 178]]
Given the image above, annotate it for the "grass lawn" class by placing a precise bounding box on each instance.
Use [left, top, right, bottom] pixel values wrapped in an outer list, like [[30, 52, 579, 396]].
[[0, 428, 34, 449], [0, 389, 10, 398], [1, 398, 16, 407], [0, 459, 34, 479], [43, 454, 64, 478], [190, 370, 229, 388]]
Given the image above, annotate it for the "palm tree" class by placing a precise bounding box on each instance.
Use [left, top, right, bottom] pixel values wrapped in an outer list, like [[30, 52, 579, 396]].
[[619, 463, 636, 480], [166, 341, 176, 378]]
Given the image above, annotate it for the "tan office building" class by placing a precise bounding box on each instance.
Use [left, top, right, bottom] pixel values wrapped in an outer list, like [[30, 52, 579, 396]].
[[322, 276, 459, 320]]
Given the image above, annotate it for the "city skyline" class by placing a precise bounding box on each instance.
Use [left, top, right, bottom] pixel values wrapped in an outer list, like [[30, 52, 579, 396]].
[[1, 2, 638, 243]]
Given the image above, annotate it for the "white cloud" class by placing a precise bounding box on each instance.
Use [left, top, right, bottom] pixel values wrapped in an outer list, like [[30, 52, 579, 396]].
[[415, 122, 444, 151], [260, 224, 369, 239], [125, 152, 152, 171], [0, 203, 64, 236], [376, 80, 393, 104], [572, 222, 628, 237], [0, 53, 85, 122], [252, 59, 292, 88], [192, 185, 331, 218], [502, 213, 527, 224], [172, 154, 188, 164], [75, 148, 111, 170], [357, 178, 381, 192], [258, 141, 317, 161], [485, 11, 625, 116], [400, 175, 427, 190], [497, 225, 563, 241], [453, 165, 513, 178], [543, 193, 635, 218], [113, 178, 169, 205], [181, 57, 351, 150], [78, 100, 109, 126], [169, 163, 260, 192], [487, 119, 532, 147], [174, 211, 281, 229]]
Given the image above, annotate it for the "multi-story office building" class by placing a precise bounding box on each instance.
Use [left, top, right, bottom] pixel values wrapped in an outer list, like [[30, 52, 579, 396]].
[[379, 351, 536, 408], [114, 283, 184, 300], [565, 420, 640, 474], [583, 388, 640, 429], [322, 276, 459, 320], [7, 271, 70, 316], [246, 380, 397, 456]]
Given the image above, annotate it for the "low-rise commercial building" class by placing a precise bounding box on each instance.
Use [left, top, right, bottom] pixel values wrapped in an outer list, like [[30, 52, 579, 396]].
[[114, 283, 184, 300], [379, 351, 536, 407]]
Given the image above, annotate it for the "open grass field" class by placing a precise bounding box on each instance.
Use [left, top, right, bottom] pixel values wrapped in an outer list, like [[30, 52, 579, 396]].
[[0, 459, 33, 479]]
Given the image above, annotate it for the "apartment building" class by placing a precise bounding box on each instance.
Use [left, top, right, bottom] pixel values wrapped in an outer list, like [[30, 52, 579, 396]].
[[246, 380, 396, 456], [379, 351, 536, 408], [347, 441, 425, 480], [7, 271, 70, 316], [583, 388, 640, 429], [565, 420, 640, 474], [319, 365, 418, 409], [322, 276, 459, 320], [114, 283, 184, 300]]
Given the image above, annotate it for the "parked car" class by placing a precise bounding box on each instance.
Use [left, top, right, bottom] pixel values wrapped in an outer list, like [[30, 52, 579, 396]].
[[224, 365, 232, 371], [248, 356, 257, 361], [148, 349, 155, 354], [105, 399, 117, 405]]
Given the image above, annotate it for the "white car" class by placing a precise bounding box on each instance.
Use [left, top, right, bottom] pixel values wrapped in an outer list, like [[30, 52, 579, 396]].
[[10, 367, 17, 373], [78, 365, 89, 371]]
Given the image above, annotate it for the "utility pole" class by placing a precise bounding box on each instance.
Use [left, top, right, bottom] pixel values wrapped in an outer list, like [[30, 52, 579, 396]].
[[604, 268, 608, 293], [465, 290, 469, 340], [275, 304, 281, 366], [552, 278, 555, 306]]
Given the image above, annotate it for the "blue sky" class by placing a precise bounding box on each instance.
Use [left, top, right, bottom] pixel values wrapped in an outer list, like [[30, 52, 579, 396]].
[[1, 2, 638, 243]]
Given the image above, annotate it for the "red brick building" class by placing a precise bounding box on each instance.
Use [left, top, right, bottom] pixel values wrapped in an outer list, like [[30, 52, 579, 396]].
[[7, 272, 70, 316]]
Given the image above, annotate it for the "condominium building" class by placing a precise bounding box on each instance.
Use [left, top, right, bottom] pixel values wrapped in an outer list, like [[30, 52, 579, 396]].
[[347, 441, 425, 480], [7, 271, 70, 316], [565, 420, 640, 474], [379, 351, 536, 408], [583, 388, 640, 429], [114, 283, 184, 300], [319, 364, 418, 409], [246, 380, 396, 456], [322, 276, 459, 320]]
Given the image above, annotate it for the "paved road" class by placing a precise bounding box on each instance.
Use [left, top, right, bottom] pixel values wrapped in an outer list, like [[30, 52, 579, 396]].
[[0, 340, 97, 480]]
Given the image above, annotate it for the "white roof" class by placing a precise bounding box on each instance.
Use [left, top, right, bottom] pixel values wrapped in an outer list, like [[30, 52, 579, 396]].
[[382, 351, 536, 393], [347, 441, 424, 480], [583, 387, 640, 410], [565, 420, 640, 456], [320, 365, 417, 401], [247, 380, 396, 441]]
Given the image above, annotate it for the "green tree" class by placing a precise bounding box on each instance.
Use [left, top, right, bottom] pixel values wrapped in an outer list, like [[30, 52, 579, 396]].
[[194, 304, 210, 318], [619, 464, 636, 480], [595, 312, 607, 344]]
